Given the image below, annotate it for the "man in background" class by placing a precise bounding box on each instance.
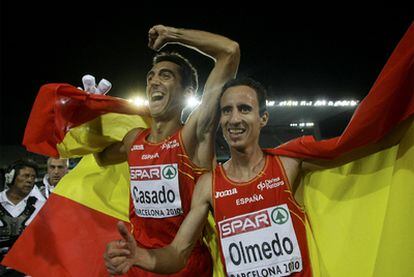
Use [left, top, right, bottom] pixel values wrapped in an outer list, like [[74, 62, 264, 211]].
[[37, 158, 69, 198], [1, 159, 46, 276]]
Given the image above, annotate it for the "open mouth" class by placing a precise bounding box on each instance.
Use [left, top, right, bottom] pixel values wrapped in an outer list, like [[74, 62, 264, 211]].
[[228, 127, 246, 136], [151, 91, 164, 102]]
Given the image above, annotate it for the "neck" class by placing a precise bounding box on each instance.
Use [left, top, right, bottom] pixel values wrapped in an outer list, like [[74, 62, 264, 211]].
[[225, 144, 265, 182], [149, 115, 182, 142], [6, 189, 26, 205], [47, 178, 56, 187]]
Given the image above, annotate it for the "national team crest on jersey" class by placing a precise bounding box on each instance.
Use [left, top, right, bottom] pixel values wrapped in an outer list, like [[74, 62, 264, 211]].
[[130, 163, 183, 218]]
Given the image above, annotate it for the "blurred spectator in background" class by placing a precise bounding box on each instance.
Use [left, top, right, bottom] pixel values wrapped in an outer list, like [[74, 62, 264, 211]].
[[0, 159, 46, 276], [36, 158, 69, 199]]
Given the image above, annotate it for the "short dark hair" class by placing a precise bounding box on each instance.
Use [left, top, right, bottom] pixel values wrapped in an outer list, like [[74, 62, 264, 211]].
[[153, 52, 198, 92], [8, 159, 38, 186], [220, 77, 268, 116]]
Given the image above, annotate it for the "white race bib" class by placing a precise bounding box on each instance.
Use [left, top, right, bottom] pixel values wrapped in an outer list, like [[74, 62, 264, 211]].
[[130, 163, 183, 218], [218, 204, 302, 277]]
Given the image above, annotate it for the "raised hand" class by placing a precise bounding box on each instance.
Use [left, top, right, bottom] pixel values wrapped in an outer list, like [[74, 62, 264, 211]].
[[80, 74, 112, 95], [148, 25, 175, 51]]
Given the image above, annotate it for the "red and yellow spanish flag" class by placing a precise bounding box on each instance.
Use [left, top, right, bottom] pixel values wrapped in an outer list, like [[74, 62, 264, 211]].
[[2, 155, 132, 276], [3, 22, 414, 277], [21, 83, 150, 158], [3, 85, 150, 276], [270, 21, 414, 277]]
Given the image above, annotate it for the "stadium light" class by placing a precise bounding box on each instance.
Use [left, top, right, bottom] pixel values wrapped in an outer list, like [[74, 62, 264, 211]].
[[289, 122, 315, 128], [128, 97, 148, 106], [186, 96, 200, 108], [267, 99, 359, 107]]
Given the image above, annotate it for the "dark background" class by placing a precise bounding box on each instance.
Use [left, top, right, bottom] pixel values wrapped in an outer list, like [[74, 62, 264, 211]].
[[1, 3, 413, 146]]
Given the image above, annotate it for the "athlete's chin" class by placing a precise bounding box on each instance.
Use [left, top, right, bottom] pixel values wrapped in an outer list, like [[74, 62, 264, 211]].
[[151, 110, 175, 122], [149, 101, 167, 115], [150, 110, 162, 118], [228, 140, 248, 150], [149, 106, 167, 118]]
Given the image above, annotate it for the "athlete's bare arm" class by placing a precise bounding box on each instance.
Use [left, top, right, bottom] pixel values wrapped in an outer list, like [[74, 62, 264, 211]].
[[104, 173, 213, 275], [148, 25, 240, 169], [94, 128, 143, 166], [279, 156, 302, 193]]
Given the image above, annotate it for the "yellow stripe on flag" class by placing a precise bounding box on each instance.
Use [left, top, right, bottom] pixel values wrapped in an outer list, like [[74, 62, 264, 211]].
[[53, 155, 130, 221], [301, 120, 414, 277], [204, 212, 225, 277], [372, 118, 414, 276], [57, 113, 148, 157], [52, 113, 148, 221]]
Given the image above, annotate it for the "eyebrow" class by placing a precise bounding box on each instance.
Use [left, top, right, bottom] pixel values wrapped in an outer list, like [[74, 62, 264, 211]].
[[221, 105, 231, 110], [146, 68, 175, 79], [238, 104, 253, 109], [159, 68, 175, 76], [19, 172, 36, 177]]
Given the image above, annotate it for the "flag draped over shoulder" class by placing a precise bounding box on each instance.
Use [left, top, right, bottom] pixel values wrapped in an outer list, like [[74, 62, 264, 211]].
[[3, 85, 149, 276], [299, 121, 414, 277], [268, 21, 414, 277]]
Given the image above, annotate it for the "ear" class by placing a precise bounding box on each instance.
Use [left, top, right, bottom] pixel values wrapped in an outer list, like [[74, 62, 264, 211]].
[[260, 111, 269, 128]]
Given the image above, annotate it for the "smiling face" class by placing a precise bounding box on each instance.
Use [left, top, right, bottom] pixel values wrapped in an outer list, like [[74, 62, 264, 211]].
[[12, 166, 36, 196], [146, 61, 188, 119], [219, 85, 269, 151]]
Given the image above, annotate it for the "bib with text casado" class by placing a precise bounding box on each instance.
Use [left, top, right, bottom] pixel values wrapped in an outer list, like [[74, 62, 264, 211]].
[[128, 128, 207, 249]]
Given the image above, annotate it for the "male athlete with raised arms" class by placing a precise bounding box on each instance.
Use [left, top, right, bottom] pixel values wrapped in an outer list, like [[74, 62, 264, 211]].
[[99, 25, 240, 276]]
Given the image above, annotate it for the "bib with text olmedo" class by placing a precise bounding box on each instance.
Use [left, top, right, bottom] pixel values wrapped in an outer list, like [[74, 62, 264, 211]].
[[218, 204, 302, 277]]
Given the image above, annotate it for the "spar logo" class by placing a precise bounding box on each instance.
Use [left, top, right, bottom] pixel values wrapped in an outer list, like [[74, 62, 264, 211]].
[[219, 210, 271, 238], [162, 165, 177, 179], [271, 207, 289, 225], [130, 166, 161, 181]]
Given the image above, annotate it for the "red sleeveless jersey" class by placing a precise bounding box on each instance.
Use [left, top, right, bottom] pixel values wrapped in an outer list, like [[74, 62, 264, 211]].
[[213, 154, 311, 277], [127, 128, 212, 276]]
